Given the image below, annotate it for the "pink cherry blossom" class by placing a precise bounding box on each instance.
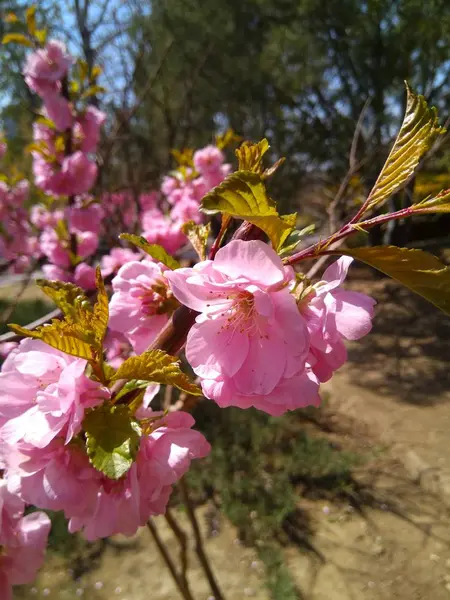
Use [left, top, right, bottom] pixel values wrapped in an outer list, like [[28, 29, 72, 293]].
[[43, 92, 73, 131], [23, 40, 72, 97], [5, 440, 101, 518], [300, 256, 376, 382], [0, 481, 50, 600], [73, 262, 97, 289], [100, 247, 141, 277], [0, 343, 18, 361], [166, 240, 319, 415], [109, 260, 178, 353], [104, 331, 133, 369], [142, 213, 186, 254], [161, 175, 179, 197], [67, 202, 103, 234], [193, 145, 224, 175], [0, 338, 108, 448], [68, 411, 210, 540], [75, 106, 106, 153], [39, 228, 71, 267], [41, 264, 72, 282]]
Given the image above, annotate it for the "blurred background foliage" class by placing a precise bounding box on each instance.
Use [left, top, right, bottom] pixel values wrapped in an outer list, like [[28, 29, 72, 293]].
[[0, 1, 448, 224]]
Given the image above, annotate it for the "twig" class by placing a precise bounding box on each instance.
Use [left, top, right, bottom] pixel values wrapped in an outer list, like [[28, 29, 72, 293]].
[[180, 478, 225, 600], [0, 308, 61, 343], [165, 508, 190, 592], [146, 519, 194, 600]]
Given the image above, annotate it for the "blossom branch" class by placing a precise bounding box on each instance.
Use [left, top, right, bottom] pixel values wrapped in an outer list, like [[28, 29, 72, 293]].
[[180, 478, 225, 600], [146, 519, 195, 600]]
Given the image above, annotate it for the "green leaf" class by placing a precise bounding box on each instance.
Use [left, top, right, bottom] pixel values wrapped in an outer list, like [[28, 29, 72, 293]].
[[84, 405, 141, 480], [25, 5, 36, 36], [413, 189, 450, 214], [2, 33, 33, 47], [8, 320, 96, 360], [200, 170, 296, 250], [364, 84, 445, 212], [92, 267, 109, 345], [119, 233, 180, 269], [279, 224, 316, 257], [36, 279, 87, 322], [111, 349, 202, 396], [338, 245, 450, 316], [235, 139, 270, 174], [181, 220, 211, 260], [11, 268, 108, 358]]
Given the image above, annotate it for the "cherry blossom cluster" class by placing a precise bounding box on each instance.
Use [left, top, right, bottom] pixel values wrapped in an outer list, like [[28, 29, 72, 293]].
[[0, 338, 209, 593], [0, 169, 37, 273], [0, 480, 50, 600], [24, 40, 102, 197]]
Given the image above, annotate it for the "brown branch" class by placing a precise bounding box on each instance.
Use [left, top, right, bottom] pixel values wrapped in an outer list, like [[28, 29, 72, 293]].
[[179, 479, 225, 600], [146, 519, 194, 600], [165, 508, 190, 592]]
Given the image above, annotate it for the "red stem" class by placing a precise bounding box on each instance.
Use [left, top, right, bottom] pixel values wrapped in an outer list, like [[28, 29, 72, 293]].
[[284, 205, 415, 266]]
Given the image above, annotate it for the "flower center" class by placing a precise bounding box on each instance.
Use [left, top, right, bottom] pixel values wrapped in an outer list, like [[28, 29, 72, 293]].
[[138, 280, 178, 317], [220, 291, 259, 335]]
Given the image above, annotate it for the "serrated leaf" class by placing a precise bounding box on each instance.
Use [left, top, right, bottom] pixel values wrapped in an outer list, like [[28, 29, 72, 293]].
[[364, 84, 445, 212], [413, 189, 450, 214], [84, 405, 140, 480], [92, 266, 109, 345], [119, 233, 180, 269], [8, 320, 95, 359], [111, 349, 202, 396], [2, 33, 33, 47], [181, 220, 211, 260], [201, 171, 295, 250], [235, 139, 270, 174], [36, 279, 87, 322], [338, 246, 450, 316], [25, 5, 36, 36], [11, 269, 109, 358]]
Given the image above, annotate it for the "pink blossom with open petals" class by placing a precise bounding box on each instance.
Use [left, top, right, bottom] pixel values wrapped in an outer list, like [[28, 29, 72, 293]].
[[193, 145, 224, 175], [73, 262, 97, 290], [75, 106, 106, 153], [66, 202, 103, 234], [43, 92, 72, 131], [109, 260, 177, 353], [0, 481, 50, 600], [300, 256, 376, 382], [166, 240, 319, 415], [100, 247, 141, 277], [142, 214, 186, 255], [23, 40, 72, 97], [0, 339, 108, 448], [68, 411, 210, 540]]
